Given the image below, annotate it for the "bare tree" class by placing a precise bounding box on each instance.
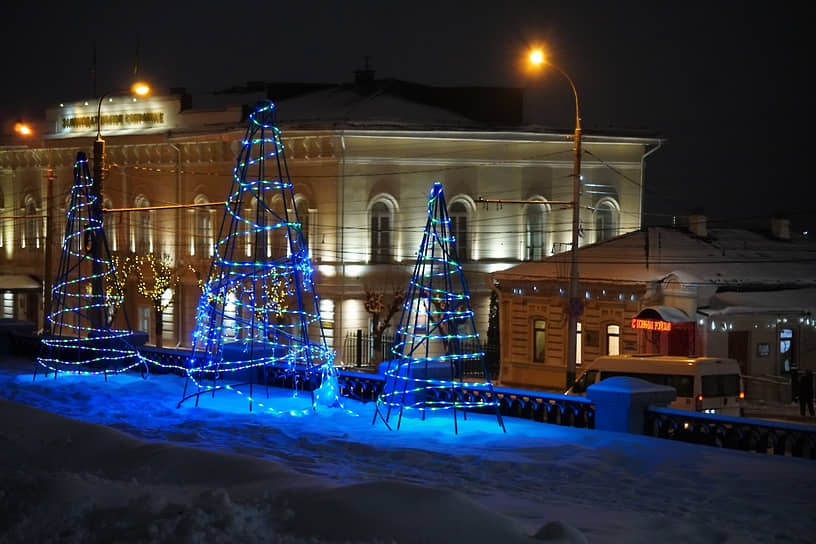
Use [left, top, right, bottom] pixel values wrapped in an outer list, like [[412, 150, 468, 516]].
[[364, 287, 405, 364], [133, 254, 181, 348]]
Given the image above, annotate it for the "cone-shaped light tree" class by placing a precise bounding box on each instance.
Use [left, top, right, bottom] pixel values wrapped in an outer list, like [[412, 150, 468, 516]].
[[35, 152, 145, 379], [374, 182, 505, 433], [181, 101, 338, 411]]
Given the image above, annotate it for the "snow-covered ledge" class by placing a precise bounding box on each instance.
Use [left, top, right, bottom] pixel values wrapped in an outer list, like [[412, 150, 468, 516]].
[[586, 377, 677, 434]]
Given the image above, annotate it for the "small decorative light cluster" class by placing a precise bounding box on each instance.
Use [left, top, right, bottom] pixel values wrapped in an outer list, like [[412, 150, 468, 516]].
[[181, 101, 339, 412], [374, 182, 505, 433], [35, 151, 146, 379]]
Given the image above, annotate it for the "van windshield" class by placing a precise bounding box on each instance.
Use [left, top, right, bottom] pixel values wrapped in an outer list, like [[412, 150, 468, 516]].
[[571, 370, 599, 394], [701, 374, 741, 397]]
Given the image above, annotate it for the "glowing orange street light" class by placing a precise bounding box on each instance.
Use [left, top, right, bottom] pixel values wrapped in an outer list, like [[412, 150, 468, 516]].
[[14, 122, 33, 136]]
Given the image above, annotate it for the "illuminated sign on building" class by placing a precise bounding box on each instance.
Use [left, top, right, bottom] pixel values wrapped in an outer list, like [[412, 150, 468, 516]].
[[631, 318, 672, 331], [47, 96, 181, 137], [61, 112, 165, 131]]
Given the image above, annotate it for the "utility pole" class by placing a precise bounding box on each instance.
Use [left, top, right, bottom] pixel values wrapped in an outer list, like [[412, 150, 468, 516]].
[[42, 167, 56, 335]]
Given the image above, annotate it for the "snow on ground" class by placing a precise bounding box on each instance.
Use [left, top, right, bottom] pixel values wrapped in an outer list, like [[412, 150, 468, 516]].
[[1, 357, 814, 544]]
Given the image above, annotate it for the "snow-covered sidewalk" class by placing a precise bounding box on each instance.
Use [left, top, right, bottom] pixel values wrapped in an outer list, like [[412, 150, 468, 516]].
[[1, 359, 814, 543]]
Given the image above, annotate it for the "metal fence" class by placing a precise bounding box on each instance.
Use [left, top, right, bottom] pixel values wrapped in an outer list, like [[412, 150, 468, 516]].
[[341, 330, 499, 380]]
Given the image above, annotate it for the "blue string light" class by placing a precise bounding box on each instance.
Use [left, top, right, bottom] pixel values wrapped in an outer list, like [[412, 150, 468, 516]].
[[374, 183, 505, 433], [180, 101, 340, 413], [35, 151, 147, 380]]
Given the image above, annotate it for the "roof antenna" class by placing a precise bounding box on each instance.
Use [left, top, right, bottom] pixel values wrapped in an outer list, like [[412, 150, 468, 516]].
[[354, 56, 375, 87]]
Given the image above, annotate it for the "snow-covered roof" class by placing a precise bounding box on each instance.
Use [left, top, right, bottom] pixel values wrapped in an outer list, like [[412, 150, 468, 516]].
[[493, 226, 816, 290]]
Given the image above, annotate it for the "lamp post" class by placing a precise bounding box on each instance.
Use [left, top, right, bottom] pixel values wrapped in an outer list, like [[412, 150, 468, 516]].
[[529, 49, 582, 388], [90, 83, 150, 326]]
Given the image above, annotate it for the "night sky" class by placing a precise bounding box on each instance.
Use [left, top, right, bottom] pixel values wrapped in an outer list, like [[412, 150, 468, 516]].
[[2, 1, 810, 230]]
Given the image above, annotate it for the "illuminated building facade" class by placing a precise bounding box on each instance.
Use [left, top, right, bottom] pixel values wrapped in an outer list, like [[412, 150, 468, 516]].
[[0, 76, 661, 366]]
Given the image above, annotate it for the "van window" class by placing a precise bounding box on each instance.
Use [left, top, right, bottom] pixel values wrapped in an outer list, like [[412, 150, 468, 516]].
[[603, 371, 694, 398], [702, 374, 741, 397]]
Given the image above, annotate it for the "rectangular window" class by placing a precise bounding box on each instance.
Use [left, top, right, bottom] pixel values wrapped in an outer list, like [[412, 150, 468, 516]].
[[576, 321, 582, 366], [606, 324, 620, 355], [533, 319, 546, 362], [701, 374, 741, 397]]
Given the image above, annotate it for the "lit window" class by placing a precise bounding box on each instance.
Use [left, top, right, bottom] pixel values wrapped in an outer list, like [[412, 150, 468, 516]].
[[133, 195, 152, 254], [606, 324, 620, 355], [370, 201, 392, 264], [533, 319, 546, 362], [449, 201, 470, 262], [576, 321, 582, 366], [24, 198, 40, 251], [594, 200, 619, 242], [525, 203, 547, 260], [193, 195, 212, 257]]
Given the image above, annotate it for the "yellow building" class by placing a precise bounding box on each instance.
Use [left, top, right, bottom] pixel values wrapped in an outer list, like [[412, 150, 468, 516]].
[[0, 76, 661, 365]]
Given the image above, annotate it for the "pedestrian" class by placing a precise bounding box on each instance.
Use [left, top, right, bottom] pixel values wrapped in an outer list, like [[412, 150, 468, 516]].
[[791, 369, 800, 403], [799, 369, 814, 417]]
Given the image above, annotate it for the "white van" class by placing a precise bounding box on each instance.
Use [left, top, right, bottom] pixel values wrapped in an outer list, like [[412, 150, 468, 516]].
[[567, 355, 744, 416]]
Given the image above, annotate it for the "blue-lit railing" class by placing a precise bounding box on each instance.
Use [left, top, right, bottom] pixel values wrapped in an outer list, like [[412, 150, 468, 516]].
[[134, 346, 815, 459], [646, 406, 816, 460]]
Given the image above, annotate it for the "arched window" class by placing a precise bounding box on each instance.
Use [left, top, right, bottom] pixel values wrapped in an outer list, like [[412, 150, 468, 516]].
[[594, 200, 619, 243], [525, 202, 547, 260], [193, 195, 212, 257], [268, 196, 287, 259], [294, 195, 311, 252], [24, 197, 40, 251], [102, 198, 116, 251], [133, 195, 152, 254], [449, 200, 470, 262], [370, 201, 392, 264]]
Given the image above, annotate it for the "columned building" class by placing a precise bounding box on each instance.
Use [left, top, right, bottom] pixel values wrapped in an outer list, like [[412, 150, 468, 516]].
[[0, 75, 662, 365]]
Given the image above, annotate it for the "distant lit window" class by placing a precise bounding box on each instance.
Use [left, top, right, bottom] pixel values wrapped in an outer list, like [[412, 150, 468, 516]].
[[193, 195, 212, 257], [294, 196, 311, 252], [370, 201, 392, 263], [449, 201, 470, 262], [606, 324, 620, 355], [594, 200, 619, 242], [533, 319, 546, 362], [526, 202, 547, 260], [24, 197, 40, 251], [577, 321, 582, 366], [133, 195, 152, 254]]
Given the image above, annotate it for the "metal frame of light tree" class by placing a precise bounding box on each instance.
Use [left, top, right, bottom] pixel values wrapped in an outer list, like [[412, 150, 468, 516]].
[[180, 101, 338, 412], [374, 182, 505, 433], [34, 151, 146, 380]]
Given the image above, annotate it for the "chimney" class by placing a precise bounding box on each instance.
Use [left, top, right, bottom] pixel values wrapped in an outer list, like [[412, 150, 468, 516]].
[[688, 213, 707, 238], [354, 56, 376, 92], [771, 216, 791, 241]]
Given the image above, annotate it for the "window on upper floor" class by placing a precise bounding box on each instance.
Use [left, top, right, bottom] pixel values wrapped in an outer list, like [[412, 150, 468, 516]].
[[193, 195, 213, 258], [133, 195, 152, 255], [102, 198, 116, 251], [294, 196, 311, 253], [594, 200, 619, 243], [525, 202, 547, 261], [24, 197, 40, 251], [370, 201, 392, 264], [449, 200, 470, 262]]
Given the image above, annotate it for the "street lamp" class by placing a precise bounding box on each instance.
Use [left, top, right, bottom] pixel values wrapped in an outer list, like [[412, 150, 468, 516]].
[[90, 82, 150, 326], [529, 48, 582, 388]]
